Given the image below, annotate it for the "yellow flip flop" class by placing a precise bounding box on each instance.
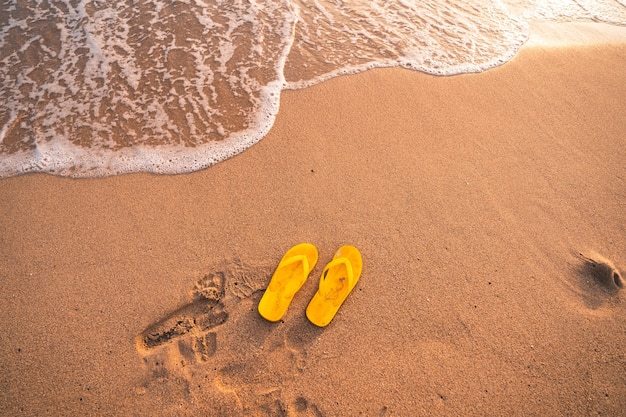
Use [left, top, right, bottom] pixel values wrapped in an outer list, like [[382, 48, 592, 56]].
[[258, 243, 318, 322], [306, 245, 362, 327]]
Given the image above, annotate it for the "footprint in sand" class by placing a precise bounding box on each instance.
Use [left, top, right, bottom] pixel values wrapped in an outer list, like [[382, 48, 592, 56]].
[[136, 271, 228, 361], [579, 252, 624, 293], [572, 251, 624, 311], [136, 259, 324, 416]]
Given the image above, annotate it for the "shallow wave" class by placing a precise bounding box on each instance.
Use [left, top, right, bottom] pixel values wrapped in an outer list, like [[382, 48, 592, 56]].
[[284, 0, 527, 88], [0, 0, 295, 175], [0, 0, 625, 177]]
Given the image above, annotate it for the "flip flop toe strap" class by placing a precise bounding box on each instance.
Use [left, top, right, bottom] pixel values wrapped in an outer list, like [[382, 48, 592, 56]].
[[277, 254, 310, 298], [318, 257, 353, 300]]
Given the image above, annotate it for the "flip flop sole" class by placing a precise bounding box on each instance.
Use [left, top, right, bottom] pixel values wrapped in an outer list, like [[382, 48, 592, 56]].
[[258, 243, 318, 322], [306, 245, 362, 327]]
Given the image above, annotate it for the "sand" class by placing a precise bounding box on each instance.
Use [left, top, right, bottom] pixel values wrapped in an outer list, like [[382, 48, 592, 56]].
[[1, 33, 626, 416]]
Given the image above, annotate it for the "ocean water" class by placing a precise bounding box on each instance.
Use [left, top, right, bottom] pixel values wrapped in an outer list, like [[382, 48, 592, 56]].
[[1, 0, 625, 177]]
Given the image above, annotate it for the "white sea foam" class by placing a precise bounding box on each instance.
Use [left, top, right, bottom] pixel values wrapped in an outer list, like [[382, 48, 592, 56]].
[[0, 0, 625, 177]]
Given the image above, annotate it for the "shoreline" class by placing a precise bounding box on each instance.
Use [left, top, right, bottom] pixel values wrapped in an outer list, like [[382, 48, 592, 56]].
[[2, 21, 626, 179], [1, 39, 625, 415], [527, 21, 626, 46]]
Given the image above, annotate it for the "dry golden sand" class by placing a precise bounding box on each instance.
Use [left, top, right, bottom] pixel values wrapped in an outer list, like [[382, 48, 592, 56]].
[[1, 41, 626, 416]]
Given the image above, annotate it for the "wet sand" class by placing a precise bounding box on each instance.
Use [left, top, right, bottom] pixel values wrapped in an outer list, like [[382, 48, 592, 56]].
[[1, 35, 625, 416]]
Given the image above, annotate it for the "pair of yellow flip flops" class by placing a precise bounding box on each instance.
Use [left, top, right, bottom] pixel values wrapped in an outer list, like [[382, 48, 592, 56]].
[[258, 243, 362, 327]]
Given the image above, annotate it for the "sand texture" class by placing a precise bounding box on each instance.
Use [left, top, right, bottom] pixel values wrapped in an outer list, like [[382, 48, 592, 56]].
[[1, 44, 626, 416]]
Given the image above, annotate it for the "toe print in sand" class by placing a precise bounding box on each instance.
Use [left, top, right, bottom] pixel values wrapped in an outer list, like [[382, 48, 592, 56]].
[[136, 260, 324, 416]]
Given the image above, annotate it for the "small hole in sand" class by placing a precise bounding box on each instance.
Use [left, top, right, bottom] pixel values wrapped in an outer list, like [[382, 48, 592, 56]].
[[614, 272, 623, 288]]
